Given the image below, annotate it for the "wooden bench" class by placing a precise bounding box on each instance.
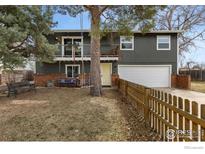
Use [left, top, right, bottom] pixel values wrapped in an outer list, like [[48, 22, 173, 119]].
[[6, 81, 36, 97]]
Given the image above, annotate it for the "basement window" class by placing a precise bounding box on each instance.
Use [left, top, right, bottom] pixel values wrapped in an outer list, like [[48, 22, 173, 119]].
[[120, 36, 134, 50], [157, 35, 171, 50]]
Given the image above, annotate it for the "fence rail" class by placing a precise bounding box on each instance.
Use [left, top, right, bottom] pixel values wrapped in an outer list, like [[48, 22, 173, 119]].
[[118, 79, 205, 141], [179, 69, 205, 81]]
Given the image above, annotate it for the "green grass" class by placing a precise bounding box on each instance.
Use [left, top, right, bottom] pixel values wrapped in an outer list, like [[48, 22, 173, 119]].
[[191, 81, 205, 93]]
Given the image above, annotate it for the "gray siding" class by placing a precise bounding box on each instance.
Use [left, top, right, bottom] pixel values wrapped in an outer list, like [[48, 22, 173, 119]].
[[118, 33, 178, 73], [36, 61, 118, 75], [43, 32, 178, 74], [36, 61, 90, 74]]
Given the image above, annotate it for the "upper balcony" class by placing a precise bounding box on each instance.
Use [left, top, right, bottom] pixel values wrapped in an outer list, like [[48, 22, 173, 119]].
[[54, 43, 119, 61]]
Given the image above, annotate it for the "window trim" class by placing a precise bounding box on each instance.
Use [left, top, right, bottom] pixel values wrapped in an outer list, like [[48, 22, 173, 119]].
[[120, 36, 134, 51], [157, 35, 171, 51], [62, 36, 83, 57], [65, 64, 80, 78]]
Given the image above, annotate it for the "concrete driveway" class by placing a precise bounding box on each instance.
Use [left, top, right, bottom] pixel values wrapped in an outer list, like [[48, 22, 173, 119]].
[[155, 88, 205, 105]]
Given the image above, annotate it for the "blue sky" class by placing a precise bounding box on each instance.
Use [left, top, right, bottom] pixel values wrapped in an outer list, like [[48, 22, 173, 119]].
[[184, 41, 205, 64], [53, 12, 90, 30], [53, 12, 205, 65]]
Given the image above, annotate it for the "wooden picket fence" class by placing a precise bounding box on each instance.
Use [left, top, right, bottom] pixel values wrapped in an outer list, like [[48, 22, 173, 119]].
[[118, 79, 205, 141]]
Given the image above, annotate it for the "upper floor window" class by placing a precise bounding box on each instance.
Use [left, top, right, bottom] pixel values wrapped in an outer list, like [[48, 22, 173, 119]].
[[120, 36, 134, 50], [61, 36, 83, 57], [157, 35, 171, 50]]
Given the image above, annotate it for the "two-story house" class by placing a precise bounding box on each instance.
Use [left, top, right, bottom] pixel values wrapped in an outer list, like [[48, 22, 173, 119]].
[[35, 29, 181, 87]]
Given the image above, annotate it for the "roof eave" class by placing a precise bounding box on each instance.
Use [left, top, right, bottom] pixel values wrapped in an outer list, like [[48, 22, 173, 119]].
[[52, 29, 183, 34]]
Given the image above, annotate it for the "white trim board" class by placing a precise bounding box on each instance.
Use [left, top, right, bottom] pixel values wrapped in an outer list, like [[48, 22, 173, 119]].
[[53, 29, 183, 33], [54, 57, 119, 61], [177, 33, 179, 74]]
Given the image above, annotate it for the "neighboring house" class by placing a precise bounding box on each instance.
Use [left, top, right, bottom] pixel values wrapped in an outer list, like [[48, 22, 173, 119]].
[[35, 29, 181, 87], [0, 60, 35, 85]]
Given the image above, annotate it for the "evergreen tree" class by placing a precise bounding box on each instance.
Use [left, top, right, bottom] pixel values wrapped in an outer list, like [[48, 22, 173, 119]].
[[0, 6, 57, 70]]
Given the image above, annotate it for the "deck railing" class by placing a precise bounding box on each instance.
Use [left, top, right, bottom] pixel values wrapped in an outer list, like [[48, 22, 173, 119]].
[[118, 79, 205, 141], [55, 44, 120, 58]]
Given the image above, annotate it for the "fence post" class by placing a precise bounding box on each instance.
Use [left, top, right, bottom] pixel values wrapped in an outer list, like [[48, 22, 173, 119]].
[[117, 79, 120, 90], [192, 101, 199, 141], [184, 99, 191, 140], [201, 104, 205, 141], [144, 88, 150, 127], [178, 97, 184, 141], [125, 81, 128, 98]]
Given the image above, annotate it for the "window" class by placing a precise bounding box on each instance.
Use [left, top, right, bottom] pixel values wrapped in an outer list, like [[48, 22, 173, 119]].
[[157, 35, 171, 50], [66, 65, 80, 78], [120, 36, 134, 50], [62, 37, 83, 57], [64, 38, 72, 56]]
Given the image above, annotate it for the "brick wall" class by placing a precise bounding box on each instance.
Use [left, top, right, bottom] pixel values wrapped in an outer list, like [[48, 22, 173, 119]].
[[34, 73, 66, 87], [171, 74, 191, 89], [79, 73, 119, 86], [34, 73, 119, 87], [171, 75, 177, 88], [111, 74, 119, 86]]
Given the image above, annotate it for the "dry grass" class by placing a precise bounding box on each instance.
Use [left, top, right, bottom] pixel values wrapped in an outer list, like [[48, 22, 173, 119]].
[[191, 81, 205, 93], [0, 87, 160, 141], [0, 88, 129, 141]]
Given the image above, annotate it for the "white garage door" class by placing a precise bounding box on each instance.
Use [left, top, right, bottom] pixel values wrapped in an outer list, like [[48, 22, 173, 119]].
[[118, 65, 171, 87]]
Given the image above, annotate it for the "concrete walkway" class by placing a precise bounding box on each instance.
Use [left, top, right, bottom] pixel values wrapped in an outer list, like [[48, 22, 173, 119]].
[[155, 88, 205, 105]]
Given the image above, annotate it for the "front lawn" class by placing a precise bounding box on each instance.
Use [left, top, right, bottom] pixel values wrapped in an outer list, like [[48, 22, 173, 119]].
[[0, 88, 160, 141], [0, 88, 129, 141], [191, 81, 205, 93]]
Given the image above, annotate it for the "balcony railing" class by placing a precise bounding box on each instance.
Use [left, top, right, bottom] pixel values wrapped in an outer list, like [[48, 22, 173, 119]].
[[55, 44, 120, 58]]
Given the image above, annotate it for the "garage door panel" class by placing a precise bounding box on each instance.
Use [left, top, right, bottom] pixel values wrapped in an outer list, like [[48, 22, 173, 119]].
[[118, 65, 171, 87]]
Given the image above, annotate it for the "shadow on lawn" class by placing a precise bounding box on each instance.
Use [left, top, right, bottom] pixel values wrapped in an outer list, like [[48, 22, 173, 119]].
[[0, 88, 127, 141]]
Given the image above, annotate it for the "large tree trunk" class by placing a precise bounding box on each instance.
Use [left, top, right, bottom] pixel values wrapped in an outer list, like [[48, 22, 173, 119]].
[[90, 7, 102, 96]]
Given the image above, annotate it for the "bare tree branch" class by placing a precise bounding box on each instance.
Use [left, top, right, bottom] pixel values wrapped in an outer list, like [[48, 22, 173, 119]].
[[155, 5, 205, 56], [99, 6, 109, 15], [8, 36, 29, 51]]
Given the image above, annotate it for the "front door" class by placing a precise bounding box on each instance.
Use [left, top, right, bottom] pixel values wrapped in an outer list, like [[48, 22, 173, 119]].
[[100, 63, 112, 86]]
